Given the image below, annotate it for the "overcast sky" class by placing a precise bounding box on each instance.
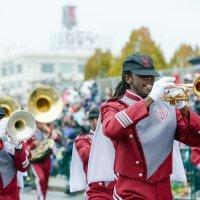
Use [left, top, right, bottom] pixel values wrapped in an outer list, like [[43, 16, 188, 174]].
[[0, 0, 199, 61]]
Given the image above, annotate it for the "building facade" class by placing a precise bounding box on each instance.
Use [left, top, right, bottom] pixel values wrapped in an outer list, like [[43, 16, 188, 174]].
[[0, 53, 88, 105]]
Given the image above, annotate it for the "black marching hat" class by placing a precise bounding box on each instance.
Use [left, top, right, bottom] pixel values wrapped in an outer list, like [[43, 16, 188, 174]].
[[88, 107, 100, 120], [123, 53, 160, 77]]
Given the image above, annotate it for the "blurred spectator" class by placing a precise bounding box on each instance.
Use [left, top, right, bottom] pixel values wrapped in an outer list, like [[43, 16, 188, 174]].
[[183, 73, 193, 84], [172, 72, 181, 84], [60, 114, 88, 180]]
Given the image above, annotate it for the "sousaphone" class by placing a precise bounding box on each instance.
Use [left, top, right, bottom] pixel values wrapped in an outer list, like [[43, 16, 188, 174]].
[[27, 85, 63, 162], [27, 85, 64, 123], [0, 96, 35, 145], [6, 110, 36, 142], [0, 95, 21, 117]]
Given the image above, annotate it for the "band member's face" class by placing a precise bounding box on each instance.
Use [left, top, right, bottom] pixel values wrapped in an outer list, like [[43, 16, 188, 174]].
[[89, 118, 98, 132], [125, 74, 155, 98]]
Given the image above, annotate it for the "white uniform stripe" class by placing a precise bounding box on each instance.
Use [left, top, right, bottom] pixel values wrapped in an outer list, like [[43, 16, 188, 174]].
[[114, 174, 118, 180], [123, 110, 133, 123], [114, 187, 123, 200], [22, 157, 28, 165], [31, 166, 44, 200], [116, 111, 131, 127], [22, 160, 29, 168], [115, 115, 126, 128], [113, 193, 119, 200]]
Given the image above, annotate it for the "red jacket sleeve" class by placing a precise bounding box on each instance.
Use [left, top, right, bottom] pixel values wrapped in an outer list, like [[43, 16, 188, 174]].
[[13, 143, 29, 172], [101, 100, 149, 139], [75, 135, 91, 165], [175, 109, 200, 146]]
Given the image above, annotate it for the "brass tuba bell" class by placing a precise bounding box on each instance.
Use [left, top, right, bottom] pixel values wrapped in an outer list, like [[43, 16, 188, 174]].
[[27, 85, 64, 123], [0, 96, 21, 117], [161, 76, 200, 105], [6, 110, 36, 142]]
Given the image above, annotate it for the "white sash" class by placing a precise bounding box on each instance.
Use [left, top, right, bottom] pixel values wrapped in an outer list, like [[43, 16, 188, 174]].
[[88, 118, 187, 183], [171, 141, 187, 182], [69, 142, 87, 192]]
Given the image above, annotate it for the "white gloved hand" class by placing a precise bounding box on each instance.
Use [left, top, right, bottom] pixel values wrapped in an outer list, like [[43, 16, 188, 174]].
[[2, 135, 15, 155], [169, 89, 187, 109], [149, 76, 176, 101], [176, 101, 187, 109], [4, 133, 22, 150]]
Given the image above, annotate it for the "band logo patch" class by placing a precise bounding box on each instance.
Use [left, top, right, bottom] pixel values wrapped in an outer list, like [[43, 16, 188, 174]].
[[141, 56, 151, 67], [153, 106, 169, 122]]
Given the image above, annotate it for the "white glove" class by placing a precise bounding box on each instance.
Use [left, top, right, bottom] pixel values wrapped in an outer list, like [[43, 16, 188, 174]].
[[2, 136, 15, 155], [149, 77, 175, 101], [168, 89, 187, 109], [176, 101, 187, 109], [3, 133, 22, 150]]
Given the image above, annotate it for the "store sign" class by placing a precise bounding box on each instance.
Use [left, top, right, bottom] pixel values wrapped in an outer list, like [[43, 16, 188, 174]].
[[53, 30, 110, 50]]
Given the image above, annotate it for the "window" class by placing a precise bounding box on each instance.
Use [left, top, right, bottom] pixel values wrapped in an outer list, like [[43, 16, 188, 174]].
[[9, 66, 14, 75], [17, 64, 22, 73], [41, 63, 54, 73], [78, 64, 83, 73], [18, 81, 22, 87], [59, 64, 72, 73], [1, 67, 7, 76]]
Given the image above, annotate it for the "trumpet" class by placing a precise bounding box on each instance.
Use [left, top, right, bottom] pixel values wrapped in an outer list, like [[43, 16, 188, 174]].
[[161, 76, 200, 105]]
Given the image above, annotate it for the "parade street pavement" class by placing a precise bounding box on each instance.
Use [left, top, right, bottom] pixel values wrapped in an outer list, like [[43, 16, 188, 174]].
[[21, 190, 83, 200]]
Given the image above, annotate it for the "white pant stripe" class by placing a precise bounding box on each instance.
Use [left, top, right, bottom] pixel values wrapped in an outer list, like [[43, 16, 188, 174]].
[[31, 166, 44, 200]]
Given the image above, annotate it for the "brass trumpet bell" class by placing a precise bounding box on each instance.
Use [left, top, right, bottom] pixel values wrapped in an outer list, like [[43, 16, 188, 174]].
[[161, 76, 200, 105], [7, 110, 36, 141], [27, 85, 63, 123], [0, 96, 21, 117]]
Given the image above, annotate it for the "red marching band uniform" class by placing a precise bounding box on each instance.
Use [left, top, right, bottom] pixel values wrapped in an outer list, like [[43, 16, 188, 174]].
[[0, 140, 29, 200], [99, 89, 200, 200], [74, 131, 115, 199], [26, 124, 60, 200]]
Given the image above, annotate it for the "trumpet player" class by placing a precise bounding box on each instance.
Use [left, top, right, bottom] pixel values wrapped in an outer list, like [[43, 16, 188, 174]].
[[0, 107, 29, 200], [93, 53, 200, 200]]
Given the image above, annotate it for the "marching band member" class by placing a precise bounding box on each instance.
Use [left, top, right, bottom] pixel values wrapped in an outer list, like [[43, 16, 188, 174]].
[[90, 53, 200, 200], [26, 122, 59, 200], [0, 107, 29, 200], [70, 107, 115, 199]]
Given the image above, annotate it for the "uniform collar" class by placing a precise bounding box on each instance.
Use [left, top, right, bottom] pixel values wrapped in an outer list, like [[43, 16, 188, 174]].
[[124, 89, 142, 101]]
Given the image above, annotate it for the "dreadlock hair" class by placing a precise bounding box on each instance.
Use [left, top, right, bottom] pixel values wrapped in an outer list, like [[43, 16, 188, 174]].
[[112, 71, 132, 99]]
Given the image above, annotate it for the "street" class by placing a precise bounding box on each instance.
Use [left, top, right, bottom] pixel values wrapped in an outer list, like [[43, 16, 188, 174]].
[[21, 189, 83, 200]]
